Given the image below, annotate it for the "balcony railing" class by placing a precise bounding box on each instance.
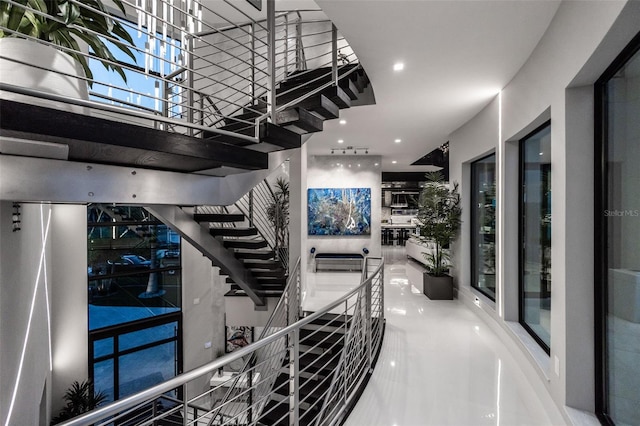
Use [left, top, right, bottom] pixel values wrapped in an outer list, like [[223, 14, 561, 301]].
[[59, 256, 384, 426], [0, 0, 360, 144]]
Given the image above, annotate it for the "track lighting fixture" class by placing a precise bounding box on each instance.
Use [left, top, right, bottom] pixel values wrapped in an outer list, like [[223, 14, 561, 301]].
[[12, 203, 21, 232], [329, 146, 370, 155]]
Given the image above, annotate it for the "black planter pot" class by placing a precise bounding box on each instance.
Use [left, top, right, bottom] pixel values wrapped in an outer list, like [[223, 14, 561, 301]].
[[423, 274, 453, 300]]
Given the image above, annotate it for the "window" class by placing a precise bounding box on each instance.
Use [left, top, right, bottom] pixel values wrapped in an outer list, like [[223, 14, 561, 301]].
[[89, 313, 182, 402], [471, 153, 497, 301], [595, 31, 640, 425], [88, 204, 182, 401], [519, 122, 551, 352], [88, 22, 180, 114]]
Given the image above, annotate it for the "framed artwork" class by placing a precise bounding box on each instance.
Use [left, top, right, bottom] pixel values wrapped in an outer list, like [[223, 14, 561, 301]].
[[225, 326, 253, 353], [308, 188, 371, 235]]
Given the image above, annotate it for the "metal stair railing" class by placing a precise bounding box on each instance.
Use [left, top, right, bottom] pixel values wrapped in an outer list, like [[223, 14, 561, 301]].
[[1, 1, 364, 144], [59, 257, 384, 426], [206, 257, 301, 426], [234, 178, 289, 273]]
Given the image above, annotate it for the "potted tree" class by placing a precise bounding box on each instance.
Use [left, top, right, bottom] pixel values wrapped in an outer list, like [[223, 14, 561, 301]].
[[51, 380, 107, 424], [0, 0, 135, 101], [416, 171, 462, 299], [266, 177, 290, 270]]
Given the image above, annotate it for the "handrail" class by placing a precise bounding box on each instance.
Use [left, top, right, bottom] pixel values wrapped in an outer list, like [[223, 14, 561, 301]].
[[2, 1, 362, 147], [60, 257, 383, 426], [206, 257, 301, 425]]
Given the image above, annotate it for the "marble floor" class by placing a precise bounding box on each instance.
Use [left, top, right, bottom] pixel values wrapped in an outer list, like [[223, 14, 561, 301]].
[[303, 246, 564, 426]]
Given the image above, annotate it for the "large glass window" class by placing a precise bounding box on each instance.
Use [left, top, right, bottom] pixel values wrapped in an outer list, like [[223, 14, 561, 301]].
[[519, 123, 552, 352], [471, 153, 497, 300], [596, 33, 640, 425], [89, 313, 181, 402], [88, 204, 182, 401]]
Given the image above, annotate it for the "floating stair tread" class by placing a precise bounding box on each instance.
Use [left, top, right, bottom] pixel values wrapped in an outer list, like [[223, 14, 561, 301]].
[[258, 400, 290, 426], [223, 239, 269, 249], [242, 260, 282, 269], [233, 250, 276, 260], [300, 328, 344, 349], [209, 227, 258, 237], [193, 213, 245, 223], [205, 121, 301, 150]]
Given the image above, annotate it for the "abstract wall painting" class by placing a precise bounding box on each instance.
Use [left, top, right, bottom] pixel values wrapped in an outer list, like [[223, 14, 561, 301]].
[[226, 326, 253, 353], [308, 188, 371, 236]]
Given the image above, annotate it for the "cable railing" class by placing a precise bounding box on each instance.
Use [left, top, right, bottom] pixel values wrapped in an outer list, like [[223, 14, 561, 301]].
[[234, 178, 289, 273], [0, 0, 361, 145], [59, 256, 384, 426]]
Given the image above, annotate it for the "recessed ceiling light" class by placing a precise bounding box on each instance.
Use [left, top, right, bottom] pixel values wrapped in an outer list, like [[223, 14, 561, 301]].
[[392, 160, 397, 164], [393, 62, 404, 71], [394, 139, 401, 143], [374, 163, 379, 166], [338, 139, 344, 144], [339, 120, 347, 125]]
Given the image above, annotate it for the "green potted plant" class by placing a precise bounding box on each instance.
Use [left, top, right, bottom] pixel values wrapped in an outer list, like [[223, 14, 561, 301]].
[[51, 380, 107, 424], [266, 177, 290, 268], [0, 0, 136, 86], [416, 171, 462, 299]]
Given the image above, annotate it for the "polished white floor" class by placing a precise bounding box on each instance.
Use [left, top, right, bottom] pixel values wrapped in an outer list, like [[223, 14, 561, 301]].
[[303, 246, 564, 426]]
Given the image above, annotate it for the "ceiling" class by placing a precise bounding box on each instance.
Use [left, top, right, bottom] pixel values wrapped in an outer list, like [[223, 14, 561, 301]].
[[304, 0, 562, 172]]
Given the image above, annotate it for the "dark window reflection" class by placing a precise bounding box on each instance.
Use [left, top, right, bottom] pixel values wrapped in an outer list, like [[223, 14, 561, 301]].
[[88, 205, 181, 330], [471, 154, 497, 301], [604, 46, 640, 425], [520, 123, 552, 352]]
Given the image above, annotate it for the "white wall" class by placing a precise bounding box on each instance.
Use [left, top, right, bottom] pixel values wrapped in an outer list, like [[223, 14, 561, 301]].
[[305, 155, 382, 273], [181, 242, 227, 399], [448, 0, 639, 422], [0, 202, 53, 426], [0, 201, 231, 423], [50, 205, 89, 416]]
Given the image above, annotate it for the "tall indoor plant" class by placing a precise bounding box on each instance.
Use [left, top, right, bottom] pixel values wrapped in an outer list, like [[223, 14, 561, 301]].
[[0, 0, 136, 84], [266, 177, 290, 267], [416, 171, 462, 299]]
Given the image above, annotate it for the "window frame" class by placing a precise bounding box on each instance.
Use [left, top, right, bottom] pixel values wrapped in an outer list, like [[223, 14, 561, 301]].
[[594, 30, 640, 425], [470, 152, 497, 301], [518, 120, 552, 355]]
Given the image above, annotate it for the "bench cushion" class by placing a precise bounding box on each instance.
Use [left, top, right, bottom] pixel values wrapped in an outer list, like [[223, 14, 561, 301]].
[[315, 253, 363, 259]]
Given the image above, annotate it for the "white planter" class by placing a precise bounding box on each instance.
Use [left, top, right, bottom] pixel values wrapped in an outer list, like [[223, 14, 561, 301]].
[[0, 37, 88, 108]]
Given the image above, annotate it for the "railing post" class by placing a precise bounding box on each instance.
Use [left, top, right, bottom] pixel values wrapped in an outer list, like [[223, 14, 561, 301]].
[[284, 14, 289, 76], [343, 299, 348, 403], [251, 22, 256, 103], [249, 189, 254, 226], [289, 328, 300, 426], [366, 278, 373, 372], [163, 80, 170, 131], [295, 12, 305, 71], [199, 95, 204, 127], [332, 24, 338, 86], [182, 383, 188, 426], [266, 0, 277, 124], [186, 35, 195, 137]]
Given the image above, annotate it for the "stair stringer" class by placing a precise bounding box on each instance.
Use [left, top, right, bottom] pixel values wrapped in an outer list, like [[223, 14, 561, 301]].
[[146, 205, 265, 306]]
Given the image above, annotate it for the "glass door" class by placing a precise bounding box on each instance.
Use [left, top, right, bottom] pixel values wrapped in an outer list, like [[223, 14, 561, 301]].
[[519, 122, 552, 352], [596, 33, 640, 425]]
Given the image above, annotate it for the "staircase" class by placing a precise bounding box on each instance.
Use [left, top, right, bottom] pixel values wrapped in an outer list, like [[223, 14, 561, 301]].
[[193, 210, 288, 298], [259, 312, 350, 425], [202, 64, 370, 153]]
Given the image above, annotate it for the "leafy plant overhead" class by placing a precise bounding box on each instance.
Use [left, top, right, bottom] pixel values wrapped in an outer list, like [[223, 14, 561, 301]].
[[416, 171, 462, 276], [0, 0, 136, 85]]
